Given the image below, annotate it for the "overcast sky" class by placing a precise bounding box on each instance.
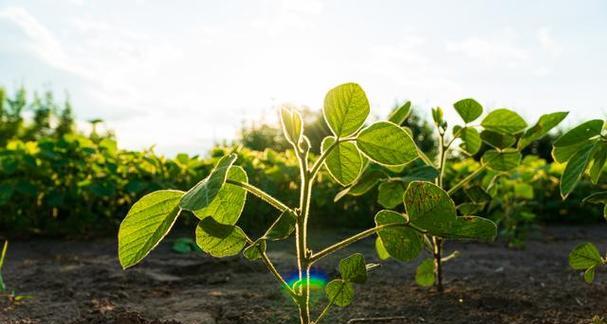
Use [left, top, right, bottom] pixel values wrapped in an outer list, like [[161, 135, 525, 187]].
[[1, 0, 606, 155]]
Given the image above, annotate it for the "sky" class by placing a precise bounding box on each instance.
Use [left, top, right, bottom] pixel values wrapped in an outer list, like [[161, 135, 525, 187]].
[[1, 0, 606, 155]]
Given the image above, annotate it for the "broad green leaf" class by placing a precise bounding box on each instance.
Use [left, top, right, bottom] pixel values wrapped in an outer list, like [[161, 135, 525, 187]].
[[554, 120, 603, 147], [325, 279, 355, 307], [481, 109, 527, 134], [457, 202, 485, 215], [397, 165, 439, 184], [193, 166, 247, 225], [323, 83, 370, 137], [334, 169, 386, 202], [518, 112, 569, 149], [388, 101, 412, 125], [480, 130, 516, 149], [243, 239, 266, 261], [339, 253, 367, 284], [569, 242, 603, 270], [118, 190, 184, 269], [482, 149, 522, 172], [460, 127, 482, 155], [264, 211, 297, 240], [435, 216, 497, 241], [584, 266, 596, 284], [356, 121, 418, 166], [552, 141, 593, 163], [280, 106, 303, 146], [404, 181, 456, 234], [322, 137, 363, 186], [180, 154, 237, 211], [375, 210, 422, 262], [377, 181, 405, 209], [453, 98, 483, 123], [415, 258, 435, 287], [195, 217, 247, 257], [375, 237, 390, 261], [561, 143, 595, 199], [465, 186, 492, 203], [589, 143, 607, 184]]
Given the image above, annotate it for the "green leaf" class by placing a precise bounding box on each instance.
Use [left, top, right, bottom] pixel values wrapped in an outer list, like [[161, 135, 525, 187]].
[[193, 166, 247, 225], [415, 258, 435, 287], [561, 143, 595, 199], [482, 149, 522, 171], [243, 239, 266, 261], [377, 181, 405, 209], [280, 106, 303, 146], [453, 98, 483, 123], [263, 211, 297, 240], [460, 127, 482, 155], [325, 279, 355, 307], [335, 169, 386, 201], [339, 253, 367, 284], [436, 216, 497, 241], [322, 137, 364, 186], [323, 83, 370, 137], [457, 202, 485, 215], [180, 154, 237, 211], [404, 181, 456, 234], [569, 242, 603, 270], [118, 190, 184, 269], [388, 101, 412, 125], [589, 143, 607, 184], [584, 266, 596, 284], [356, 121, 418, 166], [465, 186, 492, 203], [552, 141, 592, 163], [195, 217, 248, 258], [375, 210, 422, 262], [582, 192, 607, 220], [375, 237, 390, 261], [480, 130, 516, 149], [554, 120, 603, 147], [518, 112, 568, 149], [481, 109, 527, 134]]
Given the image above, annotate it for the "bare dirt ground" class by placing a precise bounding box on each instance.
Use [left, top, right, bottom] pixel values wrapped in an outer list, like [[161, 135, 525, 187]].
[[1, 225, 606, 324]]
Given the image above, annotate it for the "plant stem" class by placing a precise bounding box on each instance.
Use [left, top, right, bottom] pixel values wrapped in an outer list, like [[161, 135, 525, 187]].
[[295, 147, 312, 324], [314, 299, 335, 324], [446, 164, 488, 195], [259, 250, 298, 299], [226, 179, 291, 213], [432, 236, 444, 292], [310, 223, 426, 264]]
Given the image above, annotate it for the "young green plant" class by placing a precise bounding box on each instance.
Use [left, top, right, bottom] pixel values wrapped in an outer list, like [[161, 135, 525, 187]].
[[118, 83, 466, 323], [552, 120, 607, 283], [337, 99, 567, 291]]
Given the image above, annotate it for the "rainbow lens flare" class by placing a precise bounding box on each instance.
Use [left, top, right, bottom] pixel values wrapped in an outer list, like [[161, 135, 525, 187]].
[[283, 267, 329, 296]]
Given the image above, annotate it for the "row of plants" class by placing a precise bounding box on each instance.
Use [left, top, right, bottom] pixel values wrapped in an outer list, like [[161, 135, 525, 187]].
[[118, 83, 605, 323]]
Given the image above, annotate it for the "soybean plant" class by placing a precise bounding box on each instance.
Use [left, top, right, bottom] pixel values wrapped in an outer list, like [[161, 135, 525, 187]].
[[337, 99, 567, 291], [118, 83, 467, 323], [553, 120, 607, 283]]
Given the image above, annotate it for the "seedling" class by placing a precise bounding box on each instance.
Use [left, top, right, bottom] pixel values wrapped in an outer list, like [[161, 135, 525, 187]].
[[337, 99, 567, 290], [118, 83, 497, 323], [553, 120, 607, 282], [0, 240, 31, 303]]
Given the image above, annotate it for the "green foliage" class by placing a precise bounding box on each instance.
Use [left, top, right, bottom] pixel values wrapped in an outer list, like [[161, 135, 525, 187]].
[[481, 109, 528, 134], [323, 83, 370, 137], [374, 210, 421, 262], [321, 137, 363, 186], [118, 190, 184, 269], [0, 240, 7, 292], [453, 98, 483, 123], [325, 279, 354, 307], [356, 121, 417, 166], [196, 217, 248, 257], [415, 258, 435, 287]]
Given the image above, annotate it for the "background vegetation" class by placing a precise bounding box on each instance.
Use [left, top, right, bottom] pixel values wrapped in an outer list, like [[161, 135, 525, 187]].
[[0, 87, 604, 241]]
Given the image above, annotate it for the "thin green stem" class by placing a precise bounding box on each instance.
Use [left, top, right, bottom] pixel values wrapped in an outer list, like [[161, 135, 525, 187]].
[[309, 223, 426, 264], [259, 250, 298, 299], [416, 146, 435, 167], [446, 164, 488, 195], [313, 298, 335, 324], [226, 179, 291, 213]]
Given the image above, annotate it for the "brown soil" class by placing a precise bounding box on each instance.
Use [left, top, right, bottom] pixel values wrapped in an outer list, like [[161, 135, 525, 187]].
[[1, 225, 606, 324]]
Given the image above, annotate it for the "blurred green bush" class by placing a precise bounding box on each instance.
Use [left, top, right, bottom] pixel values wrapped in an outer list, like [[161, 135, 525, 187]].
[[0, 86, 604, 239]]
